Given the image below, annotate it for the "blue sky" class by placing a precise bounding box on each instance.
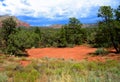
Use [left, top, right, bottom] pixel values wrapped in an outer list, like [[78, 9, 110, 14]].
[[0, 0, 119, 26]]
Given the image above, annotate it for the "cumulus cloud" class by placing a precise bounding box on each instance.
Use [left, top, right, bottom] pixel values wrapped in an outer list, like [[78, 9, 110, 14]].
[[0, 0, 119, 19]]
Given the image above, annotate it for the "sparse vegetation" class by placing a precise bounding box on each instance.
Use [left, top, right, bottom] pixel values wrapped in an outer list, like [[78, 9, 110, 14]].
[[0, 55, 120, 82]]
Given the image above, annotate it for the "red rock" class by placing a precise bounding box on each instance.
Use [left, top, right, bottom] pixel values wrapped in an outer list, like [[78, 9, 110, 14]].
[[0, 15, 30, 28]]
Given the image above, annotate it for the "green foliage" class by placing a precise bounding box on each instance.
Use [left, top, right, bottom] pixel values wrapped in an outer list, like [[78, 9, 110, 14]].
[[93, 25, 111, 47], [65, 17, 83, 45], [94, 48, 108, 55], [0, 17, 89, 54], [68, 17, 82, 28], [98, 6, 113, 20], [85, 27, 97, 44], [1, 17, 16, 42], [14, 69, 40, 82], [96, 5, 120, 53], [40, 28, 59, 47], [0, 17, 17, 53], [115, 5, 120, 21], [0, 72, 8, 82], [33, 27, 41, 41], [32, 27, 41, 47], [36, 18, 85, 48], [57, 27, 67, 47], [57, 17, 85, 47], [6, 29, 39, 55]]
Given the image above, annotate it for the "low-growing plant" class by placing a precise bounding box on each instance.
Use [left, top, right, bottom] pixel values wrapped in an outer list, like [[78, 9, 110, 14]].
[[13, 69, 40, 82], [0, 56, 120, 82], [0, 72, 8, 82], [71, 63, 85, 71], [94, 48, 109, 55]]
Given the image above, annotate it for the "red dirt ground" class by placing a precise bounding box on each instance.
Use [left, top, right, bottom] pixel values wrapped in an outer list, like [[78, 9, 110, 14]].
[[26, 45, 96, 61], [26, 45, 120, 62], [20, 46, 120, 66]]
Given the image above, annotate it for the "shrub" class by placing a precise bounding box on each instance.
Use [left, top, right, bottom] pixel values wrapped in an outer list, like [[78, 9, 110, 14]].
[[6, 29, 39, 55], [95, 48, 109, 55]]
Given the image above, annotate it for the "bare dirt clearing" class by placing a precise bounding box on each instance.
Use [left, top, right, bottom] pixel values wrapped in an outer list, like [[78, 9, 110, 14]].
[[26, 45, 120, 62], [27, 45, 96, 60]]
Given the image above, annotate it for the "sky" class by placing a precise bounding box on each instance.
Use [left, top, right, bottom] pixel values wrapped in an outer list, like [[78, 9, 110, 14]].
[[0, 0, 119, 26]]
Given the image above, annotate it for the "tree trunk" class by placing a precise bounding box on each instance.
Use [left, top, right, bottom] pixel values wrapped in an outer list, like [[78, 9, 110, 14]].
[[107, 20, 120, 53], [111, 36, 120, 53]]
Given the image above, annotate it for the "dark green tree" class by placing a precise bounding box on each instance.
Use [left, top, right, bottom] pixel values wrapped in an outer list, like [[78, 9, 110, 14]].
[[98, 6, 113, 21], [1, 17, 17, 52], [114, 5, 120, 52], [57, 17, 85, 47], [7, 29, 39, 55], [98, 6, 120, 53], [34, 27, 41, 47], [65, 17, 83, 45], [94, 22, 111, 47], [34, 27, 41, 39], [68, 17, 82, 28], [115, 5, 120, 22], [57, 26, 67, 47], [40, 28, 59, 47]]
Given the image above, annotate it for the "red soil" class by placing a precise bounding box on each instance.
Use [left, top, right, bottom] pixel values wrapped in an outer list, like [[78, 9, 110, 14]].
[[26, 45, 120, 62], [17, 46, 120, 66], [26, 45, 96, 61]]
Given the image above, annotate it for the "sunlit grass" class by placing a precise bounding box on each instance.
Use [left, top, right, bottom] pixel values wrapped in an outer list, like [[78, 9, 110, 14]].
[[0, 55, 120, 82]]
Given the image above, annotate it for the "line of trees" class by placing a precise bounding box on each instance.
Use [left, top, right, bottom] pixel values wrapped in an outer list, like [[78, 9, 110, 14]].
[[0, 17, 87, 55], [0, 5, 120, 55]]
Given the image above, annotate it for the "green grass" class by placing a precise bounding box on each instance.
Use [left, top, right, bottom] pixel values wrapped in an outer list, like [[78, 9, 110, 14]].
[[0, 72, 8, 82], [0, 55, 120, 82]]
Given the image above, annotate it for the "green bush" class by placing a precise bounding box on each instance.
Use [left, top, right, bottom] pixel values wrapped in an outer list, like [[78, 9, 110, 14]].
[[5, 29, 39, 55], [40, 28, 59, 47], [95, 48, 109, 55]]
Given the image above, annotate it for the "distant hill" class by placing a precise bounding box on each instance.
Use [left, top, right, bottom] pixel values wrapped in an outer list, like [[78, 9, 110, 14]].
[[0, 15, 30, 27], [47, 23, 97, 28], [49, 24, 63, 28], [82, 24, 98, 28]]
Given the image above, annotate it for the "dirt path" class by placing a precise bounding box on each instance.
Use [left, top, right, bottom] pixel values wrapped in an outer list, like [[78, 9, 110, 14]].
[[27, 45, 96, 61]]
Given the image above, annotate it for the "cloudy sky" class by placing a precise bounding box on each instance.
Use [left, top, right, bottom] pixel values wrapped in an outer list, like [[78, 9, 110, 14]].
[[0, 0, 119, 26]]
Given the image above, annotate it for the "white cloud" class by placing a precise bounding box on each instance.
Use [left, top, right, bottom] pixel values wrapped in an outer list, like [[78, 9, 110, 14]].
[[0, 0, 119, 19]]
